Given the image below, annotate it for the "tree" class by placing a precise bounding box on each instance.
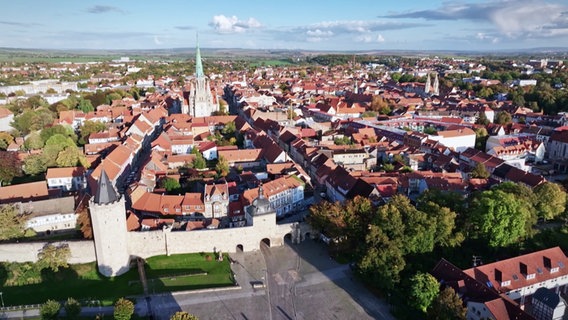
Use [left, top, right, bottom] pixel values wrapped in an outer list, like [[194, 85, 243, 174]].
[[160, 177, 181, 194], [215, 156, 229, 177], [64, 297, 82, 319], [0, 132, 14, 150], [78, 98, 94, 113], [468, 189, 531, 248], [40, 299, 61, 320], [474, 127, 488, 150], [534, 182, 567, 220], [24, 154, 49, 175], [77, 208, 93, 239], [114, 298, 135, 320], [78, 120, 106, 145], [170, 311, 199, 320], [37, 243, 71, 272], [470, 162, 490, 179], [191, 148, 207, 170], [24, 132, 44, 150], [0, 150, 22, 184], [41, 125, 77, 144], [56, 146, 89, 168], [495, 111, 512, 125], [0, 205, 28, 240], [418, 200, 464, 248], [221, 121, 236, 135], [427, 287, 466, 320], [410, 272, 440, 313]]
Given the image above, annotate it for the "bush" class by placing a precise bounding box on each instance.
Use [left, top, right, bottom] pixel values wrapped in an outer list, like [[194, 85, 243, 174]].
[[64, 297, 82, 319], [113, 298, 135, 320], [40, 299, 61, 320]]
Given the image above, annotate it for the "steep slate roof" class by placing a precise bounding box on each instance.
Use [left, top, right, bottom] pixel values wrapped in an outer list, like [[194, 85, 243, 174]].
[[94, 169, 119, 204]]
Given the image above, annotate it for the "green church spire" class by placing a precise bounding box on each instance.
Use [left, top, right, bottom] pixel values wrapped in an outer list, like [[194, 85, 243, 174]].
[[195, 33, 204, 78]]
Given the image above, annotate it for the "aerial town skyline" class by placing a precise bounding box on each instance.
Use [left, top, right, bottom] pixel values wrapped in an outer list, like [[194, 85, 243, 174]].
[[2, 0, 568, 51]]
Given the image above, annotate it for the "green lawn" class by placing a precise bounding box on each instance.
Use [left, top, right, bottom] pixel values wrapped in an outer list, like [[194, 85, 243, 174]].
[[0, 252, 233, 307]]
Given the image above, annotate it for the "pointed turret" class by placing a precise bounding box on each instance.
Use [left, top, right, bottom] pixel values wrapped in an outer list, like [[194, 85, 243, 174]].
[[195, 33, 204, 78], [94, 168, 118, 204], [425, 73, 431, 94]]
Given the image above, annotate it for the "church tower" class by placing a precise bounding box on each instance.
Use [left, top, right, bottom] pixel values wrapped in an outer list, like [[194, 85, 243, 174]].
[[424, 73, 431, 95], [432, 73, 440, 96], [185, 34, 219, 117], [89, 169, 130, 277]]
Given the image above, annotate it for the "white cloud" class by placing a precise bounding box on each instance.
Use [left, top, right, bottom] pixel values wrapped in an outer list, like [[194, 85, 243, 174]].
[[209, 15, 262, 33], [306, 29, 333, 37], [384, 0, 568, 39], [356, 34, 385, 43], [153, 36, 162, 45]]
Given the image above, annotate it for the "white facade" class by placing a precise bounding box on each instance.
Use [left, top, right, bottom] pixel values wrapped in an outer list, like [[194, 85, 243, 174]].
[[47, 175, 86, 192], [26, 213, 78, 234], [430, 130, 476, 152], [267, 185, 305, 217]]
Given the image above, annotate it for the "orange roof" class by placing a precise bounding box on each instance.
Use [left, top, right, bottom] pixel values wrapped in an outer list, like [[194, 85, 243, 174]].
[[46, 167, 85, 179], [0, 181, 48, 204]]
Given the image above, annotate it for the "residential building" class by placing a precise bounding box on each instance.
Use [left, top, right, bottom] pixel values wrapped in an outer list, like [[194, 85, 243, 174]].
[[46, 167, 86, 192]]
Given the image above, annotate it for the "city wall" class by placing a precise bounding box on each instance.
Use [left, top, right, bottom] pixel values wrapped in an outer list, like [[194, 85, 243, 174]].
[[0, 222, 312, 264], [0, 240, 96, 264]]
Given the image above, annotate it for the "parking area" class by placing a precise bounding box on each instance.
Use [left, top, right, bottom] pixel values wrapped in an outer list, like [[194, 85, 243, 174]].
[[162, 239, 394, 320]]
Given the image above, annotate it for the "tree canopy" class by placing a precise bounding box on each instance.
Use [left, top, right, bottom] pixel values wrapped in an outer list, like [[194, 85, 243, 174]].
[[410, 272, 440, 313], [37, 243, 71, 272], [40, 299, 61, 320], [534, 182, 566, 220], [113, 298, 135, 320], [0, 205, 28, 240], [427, 287, 466, 320], [468, 189, 532, 248]]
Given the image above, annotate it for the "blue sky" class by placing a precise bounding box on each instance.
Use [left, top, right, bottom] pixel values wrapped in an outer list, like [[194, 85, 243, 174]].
[[1, 0, 568, 51]]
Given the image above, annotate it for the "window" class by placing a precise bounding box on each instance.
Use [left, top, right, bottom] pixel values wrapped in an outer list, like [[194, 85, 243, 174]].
[[551, 267, 559, 273], [527, 273, 536, 280], [501, 280, 511, 287]]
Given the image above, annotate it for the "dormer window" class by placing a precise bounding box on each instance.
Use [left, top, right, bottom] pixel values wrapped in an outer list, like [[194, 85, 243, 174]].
[[501, 280, 511, 287], [526, 273, 535, 280]]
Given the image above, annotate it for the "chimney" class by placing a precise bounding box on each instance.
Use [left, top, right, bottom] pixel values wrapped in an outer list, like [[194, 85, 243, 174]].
[[520, 262, 528, 275], [494, 268, 502, 283], [543, 256, 552, 269]]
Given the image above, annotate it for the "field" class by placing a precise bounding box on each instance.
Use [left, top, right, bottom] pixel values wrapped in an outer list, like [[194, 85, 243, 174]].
[[0, 252, 233, 307]]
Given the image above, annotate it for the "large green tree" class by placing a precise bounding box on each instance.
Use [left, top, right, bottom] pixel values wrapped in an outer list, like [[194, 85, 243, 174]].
[[24, 154, 49, 175], [24, 132, 44, 150], [427, 287, 466, 320], [410, 272, 440, 313], [0, 205, 28, 240], [534, 182, 566, 220], [56, 146, 89, 168], [37, 243, 71, 272], [468, 189, 531, 248]]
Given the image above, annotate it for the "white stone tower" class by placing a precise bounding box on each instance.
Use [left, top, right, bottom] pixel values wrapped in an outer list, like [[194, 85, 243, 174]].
[[425, 73, 431, 95], [89, 169, 130, 277]]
